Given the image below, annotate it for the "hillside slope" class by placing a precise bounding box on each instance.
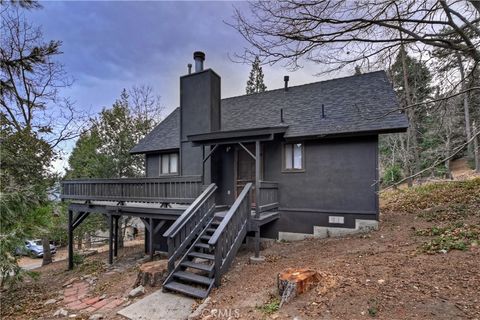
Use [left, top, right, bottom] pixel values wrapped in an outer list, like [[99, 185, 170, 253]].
[[202, 178, 480, 319]]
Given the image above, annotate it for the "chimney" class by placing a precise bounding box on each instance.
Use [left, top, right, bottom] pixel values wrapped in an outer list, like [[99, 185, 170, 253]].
[[284, 76, 289, 91], [180, 51, 221, 178], [194, 51, 205, 72], [187, 63, 192, 74]]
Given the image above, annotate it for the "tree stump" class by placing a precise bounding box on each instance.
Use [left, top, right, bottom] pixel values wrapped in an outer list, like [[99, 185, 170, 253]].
[[277, 268, 320, 306], [134, 260, 168, 287]]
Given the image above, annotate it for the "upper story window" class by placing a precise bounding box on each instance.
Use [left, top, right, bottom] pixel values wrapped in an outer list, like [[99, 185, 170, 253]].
[[160, 153, 178, 175], [283, 143, 304, 171]]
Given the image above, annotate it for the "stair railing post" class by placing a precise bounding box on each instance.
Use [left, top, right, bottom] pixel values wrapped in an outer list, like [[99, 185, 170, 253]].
[[167, 237, 174, 273], [214, 240, 222, 287]]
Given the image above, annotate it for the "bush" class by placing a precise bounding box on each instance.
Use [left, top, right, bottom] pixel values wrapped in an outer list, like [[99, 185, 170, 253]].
[[382, 164, 403, 186], [72, 253, 85, 266]]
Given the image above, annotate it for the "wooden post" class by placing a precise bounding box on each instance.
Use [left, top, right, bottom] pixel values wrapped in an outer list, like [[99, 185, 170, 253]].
[[144, 225, 148, 254], [202, 145, 205, 185], [255, 140, 261, 219], [108, 213, 113, 265], [254, 227, 261, 259], [255, 140, 261, 259], [114, 215, 119, 257], [149, 218, 154, 261], [68, 210, 74, 270], [214, 239, 222, 287]]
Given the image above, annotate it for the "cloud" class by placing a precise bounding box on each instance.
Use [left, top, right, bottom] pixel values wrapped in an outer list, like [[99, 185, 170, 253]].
[[26, 1, 350, 174]]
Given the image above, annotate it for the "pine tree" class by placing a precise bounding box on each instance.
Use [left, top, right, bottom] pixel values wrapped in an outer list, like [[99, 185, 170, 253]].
[[246, 56, 267, 94]]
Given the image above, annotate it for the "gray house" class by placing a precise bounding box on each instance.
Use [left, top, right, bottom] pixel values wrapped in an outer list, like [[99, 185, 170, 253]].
[[61, 51, 408, 299]]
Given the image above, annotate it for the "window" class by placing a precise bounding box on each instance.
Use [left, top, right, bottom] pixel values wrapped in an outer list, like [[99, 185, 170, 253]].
[[159, 153, 179, 175], [284, 143, 304, 171]]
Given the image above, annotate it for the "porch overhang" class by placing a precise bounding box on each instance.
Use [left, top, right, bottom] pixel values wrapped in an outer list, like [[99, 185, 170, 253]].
[[188, 126, 288, 146]]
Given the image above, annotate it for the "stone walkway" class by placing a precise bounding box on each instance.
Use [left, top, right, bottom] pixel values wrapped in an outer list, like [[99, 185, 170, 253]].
[[62, 279, 124, 314]]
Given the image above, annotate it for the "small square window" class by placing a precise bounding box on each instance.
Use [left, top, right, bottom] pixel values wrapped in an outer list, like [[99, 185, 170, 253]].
[[159, 153, 179, 175], [284, 143, 304, 171]]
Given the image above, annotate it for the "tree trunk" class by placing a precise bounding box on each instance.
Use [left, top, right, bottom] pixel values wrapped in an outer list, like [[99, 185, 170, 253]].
[[445, 135, 453, 179], [42, 237, 52, 266], [85, 233, 92, 248], [134, 260, 168, 287], [474, 121, 480, 173], [400, 45, 420, 185], [277, 268, 320, 307], [77, 236, 82, 250], [457, 54, 473, 157]]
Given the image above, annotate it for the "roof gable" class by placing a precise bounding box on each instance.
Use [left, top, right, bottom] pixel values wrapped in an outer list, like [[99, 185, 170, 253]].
[[130, 107, 180, 154]]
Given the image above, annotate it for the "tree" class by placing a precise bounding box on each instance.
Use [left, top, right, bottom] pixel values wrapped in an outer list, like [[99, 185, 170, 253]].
[[388, 48, 433, 183], [1, 5, 82, 276], [65, 87, 162, 249], [65, 129, 114, 179], [230, 0, 480, 183], [431, 26, 480, 171], [232, 1, 480, 71], [246, 56, 267, 94]]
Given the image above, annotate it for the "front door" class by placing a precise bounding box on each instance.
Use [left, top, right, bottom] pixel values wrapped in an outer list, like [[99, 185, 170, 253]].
[[236, 144, 256, 206]]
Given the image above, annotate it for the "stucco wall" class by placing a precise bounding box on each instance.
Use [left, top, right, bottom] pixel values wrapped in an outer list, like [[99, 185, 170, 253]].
[[261, 135, 379, 237]]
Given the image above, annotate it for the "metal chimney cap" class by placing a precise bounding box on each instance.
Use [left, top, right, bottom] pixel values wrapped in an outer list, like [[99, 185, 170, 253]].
[[284, 75, 289, 81], [193, 51, 205, 61]]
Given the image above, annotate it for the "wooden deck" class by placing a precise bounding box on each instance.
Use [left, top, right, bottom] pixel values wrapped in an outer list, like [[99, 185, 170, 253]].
[[61, 176, 203, 204]]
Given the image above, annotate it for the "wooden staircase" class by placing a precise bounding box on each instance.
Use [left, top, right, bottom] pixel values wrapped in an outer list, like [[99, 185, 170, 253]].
[[163, 216, 223, 299], [162, 183, 253, 299]]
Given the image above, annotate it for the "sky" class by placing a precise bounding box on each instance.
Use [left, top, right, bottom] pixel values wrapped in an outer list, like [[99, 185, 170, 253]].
[[25, 1, 347, 173]]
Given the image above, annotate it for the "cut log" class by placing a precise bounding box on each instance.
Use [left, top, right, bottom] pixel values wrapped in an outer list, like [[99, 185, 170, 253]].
[[134, 260, 168, 287], [277, 268, 320, 306]]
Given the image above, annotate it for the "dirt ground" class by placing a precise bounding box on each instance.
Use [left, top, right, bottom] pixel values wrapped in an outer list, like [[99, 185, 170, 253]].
[[17, 239, 144, 270], [203, 179, 480, 320], [1, 244, 156, 320], [1, 178, 479, 320]]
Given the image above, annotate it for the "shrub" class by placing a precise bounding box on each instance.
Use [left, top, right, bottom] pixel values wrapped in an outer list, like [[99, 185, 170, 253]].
[[382, 164, 403, 186]]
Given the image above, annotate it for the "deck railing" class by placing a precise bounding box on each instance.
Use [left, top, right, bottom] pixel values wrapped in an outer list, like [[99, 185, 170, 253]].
[[258, 181, 279, 213], [209, 183, 252, 286], [163, 183, 217, 273], [61, 176, 203, 204]]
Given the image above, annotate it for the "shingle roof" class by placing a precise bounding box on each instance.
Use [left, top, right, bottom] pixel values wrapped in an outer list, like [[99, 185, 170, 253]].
[[130, 107, 180, 154], [130, 71, 408, 153]]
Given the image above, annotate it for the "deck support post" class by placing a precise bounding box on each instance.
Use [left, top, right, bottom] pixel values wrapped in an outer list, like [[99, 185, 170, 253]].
[[254, 228, 261, 258], [108, 213, 113, 265], [255, 140, 261, 219], [68, 210, 74, 270], [254, 140, 263, 260], [114, 215, 119, 258], [149, 218, 154, 261]]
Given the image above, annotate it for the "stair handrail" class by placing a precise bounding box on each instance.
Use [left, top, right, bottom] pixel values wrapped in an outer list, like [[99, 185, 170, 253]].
[[163, 183, 217, 272], [163, 183, 216, 238], [209, 183, 252, 286]]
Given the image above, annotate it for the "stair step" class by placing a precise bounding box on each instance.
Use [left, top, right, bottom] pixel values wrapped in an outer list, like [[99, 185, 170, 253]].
[[173, 271, 213, 286], [164, 281, 208, 299], [181, 261, 214, 272], [188, 251, 214, 260], [211, 220, 221, 226], [200, 235, 211, 241], [205, 228, 216, 233], [195, 243, 211, 250]]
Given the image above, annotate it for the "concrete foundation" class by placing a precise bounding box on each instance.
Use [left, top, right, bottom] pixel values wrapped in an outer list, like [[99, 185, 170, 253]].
[[278, 219, 378, 241]]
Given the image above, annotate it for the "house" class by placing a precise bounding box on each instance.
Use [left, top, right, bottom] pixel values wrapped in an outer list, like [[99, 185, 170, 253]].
[[61, 51, 408, 299]]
